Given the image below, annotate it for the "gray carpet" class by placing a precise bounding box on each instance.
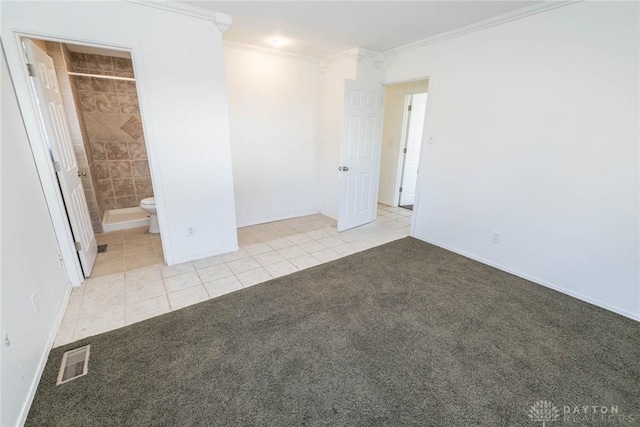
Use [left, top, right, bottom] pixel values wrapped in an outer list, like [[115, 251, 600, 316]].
[[27, 237, 640, 426]]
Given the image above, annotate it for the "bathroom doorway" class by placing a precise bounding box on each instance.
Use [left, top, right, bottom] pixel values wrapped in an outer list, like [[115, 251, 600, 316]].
[[23, 37, 160, 277], [377, 79, 429, 214]]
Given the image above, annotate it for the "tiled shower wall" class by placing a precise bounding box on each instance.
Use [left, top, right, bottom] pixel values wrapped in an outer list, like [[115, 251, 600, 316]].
[[44, 41, 103, 233], [68, 52, 154, 212]]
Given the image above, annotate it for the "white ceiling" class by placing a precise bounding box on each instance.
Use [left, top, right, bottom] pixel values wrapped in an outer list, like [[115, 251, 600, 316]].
[[181, 1, 539, 59]]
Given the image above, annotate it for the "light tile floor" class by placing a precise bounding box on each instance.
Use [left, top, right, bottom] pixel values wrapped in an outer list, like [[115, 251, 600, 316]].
[[54, 204, 413, 347]]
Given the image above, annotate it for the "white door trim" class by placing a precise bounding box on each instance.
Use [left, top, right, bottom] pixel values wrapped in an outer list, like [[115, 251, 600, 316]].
[[382, 71, 436, 238], [24, 39, 99, 277], [390, 94, 413, 208], [399, 92, 428, 207], [2, 29, 170, 285], [4, 34, 83, 286]]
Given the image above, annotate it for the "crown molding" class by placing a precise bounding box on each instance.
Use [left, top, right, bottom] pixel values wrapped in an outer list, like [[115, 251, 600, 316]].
[[386, 0, 582, 56], [320, 47, 359, 66], [223, 41, 320, 64], [124, 0, 232, 33], [215, 13, 232, 34], [320, 47, 383, 68]]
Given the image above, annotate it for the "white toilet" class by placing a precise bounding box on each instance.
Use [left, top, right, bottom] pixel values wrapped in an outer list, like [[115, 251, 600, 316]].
[[140, 197, 160, 234]]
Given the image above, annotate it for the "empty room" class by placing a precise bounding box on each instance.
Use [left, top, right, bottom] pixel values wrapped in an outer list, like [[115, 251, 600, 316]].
[[1, 0, 638, 426]]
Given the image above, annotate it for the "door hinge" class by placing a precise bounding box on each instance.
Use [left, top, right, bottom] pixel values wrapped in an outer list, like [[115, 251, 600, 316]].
[[27, 63, 36, 77], [53, 160, 61, 172], [403, 148, 407, 154], [399, 187, 403, 192], [408, 105, 412, 112], [74, 241, 82, 251]]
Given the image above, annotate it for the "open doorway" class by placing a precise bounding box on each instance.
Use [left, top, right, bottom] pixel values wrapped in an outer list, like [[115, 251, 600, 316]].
[[378, 79, 429, 216], [23, 38, 161, 279], [398, 92, 428, 211]]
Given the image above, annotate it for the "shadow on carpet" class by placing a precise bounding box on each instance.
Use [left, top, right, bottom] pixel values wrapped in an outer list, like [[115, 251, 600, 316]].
[[27, 237, 640, 426]]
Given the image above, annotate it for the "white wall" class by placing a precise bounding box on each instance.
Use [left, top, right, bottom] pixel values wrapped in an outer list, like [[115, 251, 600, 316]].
[[224, 46, 321, 227], [1, 1, 238, 266], [379, 80, 429, 206], [1, 50, 71, 427], [383, 1, 640, 319]]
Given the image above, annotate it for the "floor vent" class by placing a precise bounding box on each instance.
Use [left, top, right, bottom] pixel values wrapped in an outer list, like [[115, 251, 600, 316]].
[[97, 244, 108, 253], [57, 345, 90, 385]]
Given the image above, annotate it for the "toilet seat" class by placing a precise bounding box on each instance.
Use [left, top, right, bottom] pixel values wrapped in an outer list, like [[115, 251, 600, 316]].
[[140, 197, 155, 207]]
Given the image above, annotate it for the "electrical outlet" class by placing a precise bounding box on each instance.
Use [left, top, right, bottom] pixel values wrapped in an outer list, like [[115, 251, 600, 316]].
[[187, 226, 195, 236], [31, 293, 39, 313], [491, 231, 501, 244]]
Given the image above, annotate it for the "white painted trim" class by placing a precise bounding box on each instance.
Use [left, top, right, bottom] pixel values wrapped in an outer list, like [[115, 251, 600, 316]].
[[124, 1, 231, 33], [124, 0, 227, 23], [320, 46, 382, 67], [412, 234, 640, 323], [321, 47, 359, 65], [173, 245, 239, 265], [236, 209, 322, 229], [223, 41, 320, 64], [391, 94, 412, 208], [385, 1, 581, 56], [383, 71, 436, 239], [4, 33, 85, 287], [17, 284, 73, 426]]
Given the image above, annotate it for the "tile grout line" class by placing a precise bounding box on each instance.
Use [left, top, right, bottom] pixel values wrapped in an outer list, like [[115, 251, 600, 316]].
[[62, 212, 411, 345]]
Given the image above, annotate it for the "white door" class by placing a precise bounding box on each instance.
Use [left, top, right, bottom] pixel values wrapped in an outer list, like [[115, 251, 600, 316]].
[[24, 40, 97, 277], [337, 79, 384, 232], [399, 92, 428, 206]]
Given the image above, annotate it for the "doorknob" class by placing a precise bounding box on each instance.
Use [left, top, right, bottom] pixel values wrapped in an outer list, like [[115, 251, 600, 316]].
[[77, 170, 86, 177]]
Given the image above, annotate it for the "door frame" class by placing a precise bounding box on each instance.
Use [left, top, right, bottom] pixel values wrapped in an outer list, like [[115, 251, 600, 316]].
[[23, 39, 99, 278], [381, 72, 436, 237], [3, 29, 166, 286], [393, 93, 413, 208], [397, 91, 428, 208]]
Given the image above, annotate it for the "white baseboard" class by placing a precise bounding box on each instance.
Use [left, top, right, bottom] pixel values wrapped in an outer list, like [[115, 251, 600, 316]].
[[412, 234, 640, 322], [17, 283, 73, 426], [172, 244, 240, 266], [236, 210, 322, 229]]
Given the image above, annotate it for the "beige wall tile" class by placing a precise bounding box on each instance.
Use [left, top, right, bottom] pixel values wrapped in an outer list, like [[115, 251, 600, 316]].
[[112, 179, 135, 197], [131, 160, 149, 177], [109, 160, 132, 178], [127, 142, 147, 159], [116, 196, 137, 208], [95, 92, 119, 113], [105, 141, 129, 160], [91, 77, 117, 93]]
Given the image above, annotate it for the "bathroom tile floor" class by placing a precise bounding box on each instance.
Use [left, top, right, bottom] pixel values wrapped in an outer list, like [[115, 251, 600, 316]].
[[54, 204, 413, 347]]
